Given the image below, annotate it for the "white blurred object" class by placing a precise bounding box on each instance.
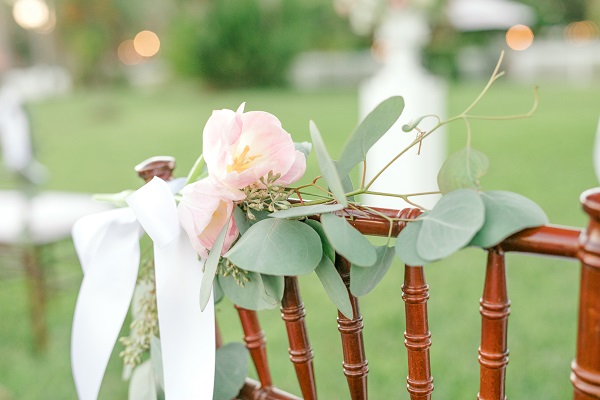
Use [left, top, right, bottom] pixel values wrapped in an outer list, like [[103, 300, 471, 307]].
[[290, 50, 378, 90], [0, 79, 106, 350], [3, 65, 71, 101], [361, 8, 446, 209], [508, 39, 600, 84], [447, 0, 535, 31], [0, 81, 109, 242], [0, 190, 110, 244], [0, 86, 34, 172]]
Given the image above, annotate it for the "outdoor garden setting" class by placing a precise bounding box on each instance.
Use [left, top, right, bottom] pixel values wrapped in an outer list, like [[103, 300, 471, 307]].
[[1, 1, 600, 400]]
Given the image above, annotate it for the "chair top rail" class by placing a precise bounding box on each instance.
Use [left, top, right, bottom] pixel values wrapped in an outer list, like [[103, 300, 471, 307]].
[[318, 204, 581, 260]]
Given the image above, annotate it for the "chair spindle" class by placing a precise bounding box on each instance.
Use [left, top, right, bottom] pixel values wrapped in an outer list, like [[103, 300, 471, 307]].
[[335, 255, 369, 400], [239, 378, 302, 400], [402, 265, 434, 400], [572, 189, 600, 399], [23, 245, 47, 350], [280, 276, 317, 400], [236, 307, 273, 389], [478, 248, 510, 400]]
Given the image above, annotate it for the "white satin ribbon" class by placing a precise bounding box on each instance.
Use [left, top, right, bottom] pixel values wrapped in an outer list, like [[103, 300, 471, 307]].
[[71, 207, 142, 400], [71, 177, 215, 400]]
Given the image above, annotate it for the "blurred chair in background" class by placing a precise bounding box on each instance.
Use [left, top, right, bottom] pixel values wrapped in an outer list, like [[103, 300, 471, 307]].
[[0, 83, 109, 350]]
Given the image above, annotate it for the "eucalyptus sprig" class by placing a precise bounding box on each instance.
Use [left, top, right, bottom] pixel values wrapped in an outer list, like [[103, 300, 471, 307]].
[[119, 248, 159, 372]]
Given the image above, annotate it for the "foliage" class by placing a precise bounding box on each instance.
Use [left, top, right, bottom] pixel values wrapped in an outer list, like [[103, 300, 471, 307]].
[[54, 0, 141, 84], [165, 0, 367, 87], [167, 0, 299, 87], [3, 80, 598, 400]]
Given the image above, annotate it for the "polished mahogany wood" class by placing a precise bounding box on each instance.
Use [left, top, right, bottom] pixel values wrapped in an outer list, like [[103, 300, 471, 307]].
[[478, 248, 510, 400], [134, 156, 176, 182], [335, 255, 369, 400], [334, 206, 423, 238], [280, 276, 317, 400], [500, 225, 581, 258], [572, 189, 600, 399], [402, 265, 434, 400], [236, 307, 273, 389], [239, 378, 302, 400]]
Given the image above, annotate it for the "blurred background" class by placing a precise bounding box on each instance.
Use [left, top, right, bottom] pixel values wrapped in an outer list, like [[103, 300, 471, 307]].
[[0, 0, 599, 399]]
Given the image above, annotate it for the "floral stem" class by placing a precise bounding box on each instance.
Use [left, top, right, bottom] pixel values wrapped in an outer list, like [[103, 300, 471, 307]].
[[184, 154, 205, 186], [461, 51, 505, 116], [362, 125, 440, 191]]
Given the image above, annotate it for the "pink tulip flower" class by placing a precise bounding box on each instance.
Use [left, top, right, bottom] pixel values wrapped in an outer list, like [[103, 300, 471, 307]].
[[203, 103, 306, 189], [178, 177, 245, 258]]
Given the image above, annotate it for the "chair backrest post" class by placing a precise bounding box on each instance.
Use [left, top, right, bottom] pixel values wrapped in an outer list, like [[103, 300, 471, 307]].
[[402, 264, 434, 400], [478, 248, 510, 400], [335, 255, 369, 400], [280, 276, 317, 400], [572, 188, 600, 399], [235, 306, 274, 390]]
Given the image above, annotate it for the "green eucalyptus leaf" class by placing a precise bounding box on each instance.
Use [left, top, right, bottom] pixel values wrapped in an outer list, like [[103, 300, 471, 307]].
[[395, 217, 431, 266], [213, 277, 224, 304], [350, 245, 396, 297], [269, 203, 345, 219], [213, 343, 250, 400], [402, 115, 428, 132], [294, 141, 312, 158], [262, 274, 285, 303], [437, 148, 489, 194], [128, 361, 157, 400], [200, 221, 229, 311], [470, 190, 548, 248], [233, 207, 252, 235], [334, 160, 355, 201], [337, 96, 405, 177], [320, 213, 377, 267], [218, 272, 279, 310], [305, 219, 335, 263], [150, 336, 165, 396], [315, 255, 353, 319], [185, 154, 206, 185], [93, 190, 135, 208], [233, 207, 269, 235], [417, 189, 485, 260], [309, 121, 348, 207], [225, 218, 322, 275]]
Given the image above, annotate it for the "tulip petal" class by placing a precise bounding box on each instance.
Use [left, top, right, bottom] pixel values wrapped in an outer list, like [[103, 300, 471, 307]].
[[177, 178, 243, 257], [277, 150, 307, 186]]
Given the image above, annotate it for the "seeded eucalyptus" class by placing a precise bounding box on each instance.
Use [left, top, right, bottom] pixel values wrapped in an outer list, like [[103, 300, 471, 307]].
[[119, 252, 159, 369], [218, 257, 250, 287], [241, 171, 293, 220]]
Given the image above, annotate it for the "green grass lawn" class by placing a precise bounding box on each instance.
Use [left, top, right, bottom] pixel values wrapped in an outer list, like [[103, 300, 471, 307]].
[[1, 79, 599, 399]]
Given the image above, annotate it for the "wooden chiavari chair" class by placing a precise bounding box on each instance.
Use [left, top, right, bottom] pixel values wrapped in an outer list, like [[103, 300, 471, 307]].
[[138, 158, 600, 400]]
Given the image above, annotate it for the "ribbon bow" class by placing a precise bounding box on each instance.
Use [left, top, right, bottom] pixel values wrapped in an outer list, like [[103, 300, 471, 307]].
[[71, 177, 215, 399]]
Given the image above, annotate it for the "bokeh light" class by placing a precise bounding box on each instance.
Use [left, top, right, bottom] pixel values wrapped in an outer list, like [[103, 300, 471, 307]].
[[506, 24, 534, 51], [564, 21, 599, 45], [133, 30, 160, 58], [118, 40, 144, 66], [12, 0, 50, 30]]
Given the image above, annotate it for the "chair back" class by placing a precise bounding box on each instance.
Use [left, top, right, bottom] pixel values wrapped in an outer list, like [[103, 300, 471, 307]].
[[140, 159, 600, 400]]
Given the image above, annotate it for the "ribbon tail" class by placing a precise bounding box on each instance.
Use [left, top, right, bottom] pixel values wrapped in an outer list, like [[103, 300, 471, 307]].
[[127, 177, 215, 399], [71, 208, 142, 400], [154, 235, 215, 399]]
